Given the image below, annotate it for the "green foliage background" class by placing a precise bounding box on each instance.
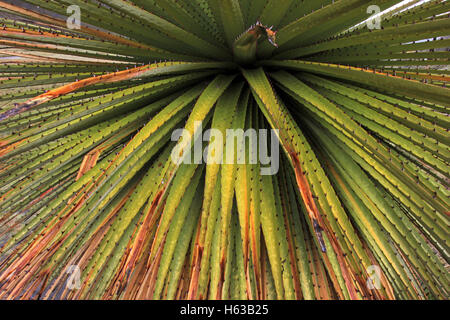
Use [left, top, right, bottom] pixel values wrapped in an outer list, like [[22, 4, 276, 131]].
[[0, 0, 448, 300]]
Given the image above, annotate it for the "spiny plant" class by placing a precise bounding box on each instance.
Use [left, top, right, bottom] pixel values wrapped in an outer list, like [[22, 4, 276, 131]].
[[0, 0, 448, 300]]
